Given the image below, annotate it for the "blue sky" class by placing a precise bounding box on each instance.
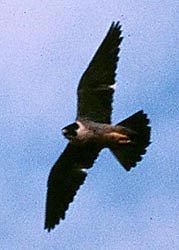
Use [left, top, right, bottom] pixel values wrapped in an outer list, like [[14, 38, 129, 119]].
[[1, 1, 179, 249]]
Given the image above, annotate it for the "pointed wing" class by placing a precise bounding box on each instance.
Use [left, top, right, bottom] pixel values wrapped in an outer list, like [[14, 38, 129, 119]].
[[44, 143, 101, 231], [77, 22, 123, 124]]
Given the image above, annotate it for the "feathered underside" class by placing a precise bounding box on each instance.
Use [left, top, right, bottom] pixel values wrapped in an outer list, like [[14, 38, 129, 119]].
[[44, 143, 101, 231], [77, 22, 123, 123]]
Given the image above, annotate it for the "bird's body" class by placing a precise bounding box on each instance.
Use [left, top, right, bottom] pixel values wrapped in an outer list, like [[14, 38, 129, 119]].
[[44, 22, 151, 232], [62, 120, 132, 146]]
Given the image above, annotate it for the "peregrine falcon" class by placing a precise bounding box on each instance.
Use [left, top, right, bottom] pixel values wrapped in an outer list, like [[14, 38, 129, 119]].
[[44, 22, 151, 231]]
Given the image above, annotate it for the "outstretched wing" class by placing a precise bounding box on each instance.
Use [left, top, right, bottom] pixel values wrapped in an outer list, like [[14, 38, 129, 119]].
[[77, 22, 123, 124], [44, 143, 101, 231]]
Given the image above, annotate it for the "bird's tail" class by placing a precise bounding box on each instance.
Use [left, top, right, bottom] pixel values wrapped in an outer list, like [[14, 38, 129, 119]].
[[109, 110, 151, 171]]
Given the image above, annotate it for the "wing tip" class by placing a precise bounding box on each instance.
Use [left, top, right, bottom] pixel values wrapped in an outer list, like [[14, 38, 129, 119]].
[[110, 21, 123, 34], [109, 21, 123, 48], [44, 225, 53, 233], [44, 220, 62, 232], [111, 21, 121, 29]]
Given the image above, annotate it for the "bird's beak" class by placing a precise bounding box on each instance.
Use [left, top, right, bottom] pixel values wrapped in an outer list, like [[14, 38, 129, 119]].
[[62, 128, 67, 136]]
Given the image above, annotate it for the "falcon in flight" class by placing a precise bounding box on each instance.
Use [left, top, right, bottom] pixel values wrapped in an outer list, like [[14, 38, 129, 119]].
[[44, 22, 151, 231]]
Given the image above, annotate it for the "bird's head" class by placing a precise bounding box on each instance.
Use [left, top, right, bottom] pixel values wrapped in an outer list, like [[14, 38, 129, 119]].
[[61, 122, 79, 140]]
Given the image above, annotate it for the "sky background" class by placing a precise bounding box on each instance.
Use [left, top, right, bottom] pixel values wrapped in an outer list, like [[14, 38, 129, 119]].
[[1, 1, 179, 249]]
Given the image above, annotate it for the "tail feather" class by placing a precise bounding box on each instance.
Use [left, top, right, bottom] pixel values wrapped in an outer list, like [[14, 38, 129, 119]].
[[110, 110, 151, 171]]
